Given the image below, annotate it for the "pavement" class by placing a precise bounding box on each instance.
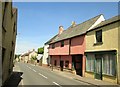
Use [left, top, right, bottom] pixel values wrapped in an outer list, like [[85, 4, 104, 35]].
[[3, 62, 120, 87], [2, 63, 23, 87], [50, 68, 119, 86], [38, 63, 120, 87]]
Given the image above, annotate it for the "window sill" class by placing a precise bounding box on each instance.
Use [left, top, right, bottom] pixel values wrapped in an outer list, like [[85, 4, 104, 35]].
[[85, 71, 94, 73], [102, 74, 116, 77], [93, 42, 103, 46]]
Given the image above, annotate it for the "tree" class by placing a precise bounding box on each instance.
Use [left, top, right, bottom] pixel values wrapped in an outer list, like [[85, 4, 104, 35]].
[[15, 54, 20, 59], [31, 55, 37, 60], [37, 47, 44, 54]]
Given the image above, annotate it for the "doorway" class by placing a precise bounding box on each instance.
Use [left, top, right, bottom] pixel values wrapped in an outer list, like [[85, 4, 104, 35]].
[[60, 60, 64, 71], [95, 54, 102, 80], [72, 55, 83, 76]]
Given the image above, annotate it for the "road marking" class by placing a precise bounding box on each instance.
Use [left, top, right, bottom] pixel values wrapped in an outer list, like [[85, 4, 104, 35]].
[[53, 82, 62, 87], [38, 73, 48, 79], [29, 67, 31, 69], [31, 64, 35, 66], [32, 69, 36, 72]]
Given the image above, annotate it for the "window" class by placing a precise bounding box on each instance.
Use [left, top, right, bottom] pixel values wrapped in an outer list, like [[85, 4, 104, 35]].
[[86, 54, 95, 72], [2, 29, 6, 43], [10, 51, 12, 60], [2, 2, 8, 31], [65, 61, 69, 68], [54, 60, 57, 66], [95, 30, 102, 43], [13, 23, 16, 33], [52, 44, 55, 49], [103, 54, 116, 76], [61, 41, 64, 47], [12, 41, 14, 47], [2, 47, 6, 63]]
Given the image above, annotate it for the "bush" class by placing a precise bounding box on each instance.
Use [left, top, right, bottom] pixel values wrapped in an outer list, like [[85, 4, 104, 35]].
[[38, 47, 44, 54]]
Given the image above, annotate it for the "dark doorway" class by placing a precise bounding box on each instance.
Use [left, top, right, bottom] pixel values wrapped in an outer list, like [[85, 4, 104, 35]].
[[60, 60, 64, 71], [37, 60, 39, 63], [72, 55, 83, 76], [54, 60, 57, 66]]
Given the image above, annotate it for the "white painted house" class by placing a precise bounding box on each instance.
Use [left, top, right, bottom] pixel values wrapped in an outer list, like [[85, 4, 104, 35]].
[[42, 44, 49, 66], [42, 35, 58, 66]]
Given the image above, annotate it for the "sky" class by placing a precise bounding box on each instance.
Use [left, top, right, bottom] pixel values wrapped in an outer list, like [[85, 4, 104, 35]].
[[13, 2, 118, 54]]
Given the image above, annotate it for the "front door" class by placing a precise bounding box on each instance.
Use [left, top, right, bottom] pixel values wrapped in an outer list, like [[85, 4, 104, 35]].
[[95, 55, 102, 80]]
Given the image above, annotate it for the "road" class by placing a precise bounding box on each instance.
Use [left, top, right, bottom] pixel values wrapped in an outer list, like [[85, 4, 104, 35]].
[[14, 62, 92, 86]]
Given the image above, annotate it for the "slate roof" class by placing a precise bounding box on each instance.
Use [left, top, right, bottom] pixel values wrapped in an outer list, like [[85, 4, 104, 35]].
[[50, 14, 102, 44], [21, 53, 29, 57], [45, 34, 58, 45], [21, 50, 37, 57], [88, 15, 120, 32]]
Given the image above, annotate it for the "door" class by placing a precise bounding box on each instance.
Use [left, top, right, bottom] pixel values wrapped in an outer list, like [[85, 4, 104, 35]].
[[95, 55, 102, 80], [72, 55, 83, 76], [60, 61, 64, 71]]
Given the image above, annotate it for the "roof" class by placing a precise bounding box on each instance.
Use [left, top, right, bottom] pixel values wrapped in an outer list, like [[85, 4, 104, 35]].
[[21, 50, 37, 57], [88, 15, 120, 32], [50, 14, 102, 44], [21, 52, 29, 57], [45, 34, 58, 45]]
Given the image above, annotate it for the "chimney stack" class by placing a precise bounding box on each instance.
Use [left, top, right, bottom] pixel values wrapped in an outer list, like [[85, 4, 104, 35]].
[[33, 49, 35, 51], [71, 21, 76, 27], [58, 26, 64, 35]]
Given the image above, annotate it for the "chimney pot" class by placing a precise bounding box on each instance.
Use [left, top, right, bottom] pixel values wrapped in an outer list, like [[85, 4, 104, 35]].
[[58, 26, 64, 35]]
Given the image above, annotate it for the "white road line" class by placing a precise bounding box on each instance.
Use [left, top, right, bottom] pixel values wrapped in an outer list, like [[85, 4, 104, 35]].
[[31, 64, 35, 66], [29, 67, 31, 69], [53, 82, 62, 87], [32, 69, 36, 72], [38, 73, 48, 79]]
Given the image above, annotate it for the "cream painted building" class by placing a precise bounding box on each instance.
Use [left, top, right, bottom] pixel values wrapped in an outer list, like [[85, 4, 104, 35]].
[[21, 49, 37, 63], [21, 53, 29, 63], [85, 15, 120, 84], [1, 2, 17, 86], [28, 49, 37, 62]]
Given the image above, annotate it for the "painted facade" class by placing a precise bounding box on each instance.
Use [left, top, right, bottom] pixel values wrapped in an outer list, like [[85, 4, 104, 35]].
[[49, 39, 70, 55], [42, 44, 49, 66], [28, 49, 37, 61], [1, 2, 17, 85], [42, 34, 58, 66], [49, 14, 105, 76], [85, 15, 120, 84], [21, 49, 37, 63]]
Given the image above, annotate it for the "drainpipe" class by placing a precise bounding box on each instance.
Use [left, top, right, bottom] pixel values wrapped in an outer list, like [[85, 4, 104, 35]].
[[51, 56, 53, 71], [69, 39, 71, 55], [69, 39, 72, 70], [60, 55, 61, 71]]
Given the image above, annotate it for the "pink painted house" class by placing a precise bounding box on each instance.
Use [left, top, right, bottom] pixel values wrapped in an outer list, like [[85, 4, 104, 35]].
[[48, 14, 105, 76]]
